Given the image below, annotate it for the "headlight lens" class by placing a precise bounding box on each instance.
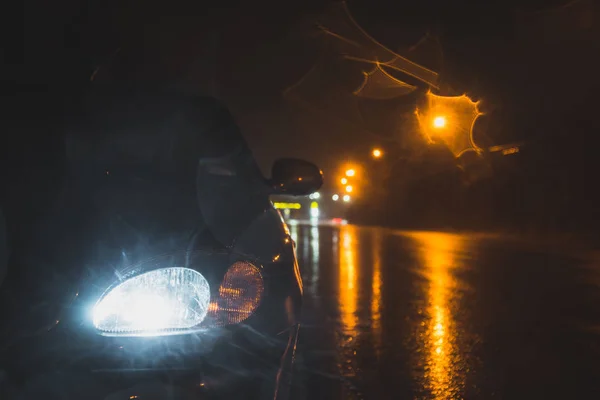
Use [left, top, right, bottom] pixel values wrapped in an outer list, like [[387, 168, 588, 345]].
[[92, 267, 210, 336]]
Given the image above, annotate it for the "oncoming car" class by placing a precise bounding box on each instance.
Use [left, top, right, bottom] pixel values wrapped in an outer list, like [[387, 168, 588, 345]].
[[0, 87, 323, 399]]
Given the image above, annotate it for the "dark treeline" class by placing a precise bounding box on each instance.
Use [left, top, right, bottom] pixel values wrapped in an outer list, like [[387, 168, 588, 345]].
[[345, 0, 600, 237], [347, 91, 600, 238]]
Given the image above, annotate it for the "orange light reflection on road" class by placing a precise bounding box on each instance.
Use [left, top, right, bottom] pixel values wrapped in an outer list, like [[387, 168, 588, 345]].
[[408, 232, 466, 400], [339, 225, 358, 334], [371, 229, 383, 357]]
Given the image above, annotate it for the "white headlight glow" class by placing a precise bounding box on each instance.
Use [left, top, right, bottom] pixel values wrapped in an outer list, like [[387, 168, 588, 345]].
[[92, 267, 210, 336]]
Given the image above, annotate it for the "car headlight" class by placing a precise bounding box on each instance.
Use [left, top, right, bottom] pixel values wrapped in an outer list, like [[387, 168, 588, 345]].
[[92, 267, 211, 337], [91, 258, 266, 337]]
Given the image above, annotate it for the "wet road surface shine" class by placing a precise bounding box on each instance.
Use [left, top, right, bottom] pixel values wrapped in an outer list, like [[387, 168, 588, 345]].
[[289, 223, 600, 399]]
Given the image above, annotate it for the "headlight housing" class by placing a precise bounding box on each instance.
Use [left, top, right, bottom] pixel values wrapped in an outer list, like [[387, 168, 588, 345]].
[[91, 257, 265, 337], [93, 267, 211, 337]]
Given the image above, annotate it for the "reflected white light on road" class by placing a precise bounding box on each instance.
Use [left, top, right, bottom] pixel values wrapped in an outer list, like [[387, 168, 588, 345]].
[[310, 226, 320, 293], [339, 226, 358, 333], [407, 232, 466, 400], [302, 225, 310, 261], [332, 229, 339, 256], [310, 202, 319, 224], [289, 222, 298, 244]]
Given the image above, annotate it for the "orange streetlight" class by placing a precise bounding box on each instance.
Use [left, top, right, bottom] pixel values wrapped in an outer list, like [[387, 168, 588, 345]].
[[345, 185, 353, 193], [432, 115, 447, 129], [340, 177, 348, 185], [372, 148, 383, 158], [345, 169, 356, 177]]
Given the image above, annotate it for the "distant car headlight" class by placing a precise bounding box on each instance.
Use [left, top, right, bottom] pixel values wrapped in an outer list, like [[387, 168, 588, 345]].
[[92, 267, 211, 337]]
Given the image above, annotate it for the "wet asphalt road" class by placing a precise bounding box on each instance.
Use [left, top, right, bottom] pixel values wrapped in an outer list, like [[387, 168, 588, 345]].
[[287, 223, 600, 400]]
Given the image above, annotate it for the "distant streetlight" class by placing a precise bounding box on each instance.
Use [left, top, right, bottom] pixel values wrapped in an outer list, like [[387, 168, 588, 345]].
[[432, 115, 447, 129], [343, 194, 351, 202], [340, 177, 348, 185], [345, 185, 353, 193], [372, 148, 383, 158], [332, 194, 339, 201], [345, 169, 356, 177], [309, 192, 321, 199]]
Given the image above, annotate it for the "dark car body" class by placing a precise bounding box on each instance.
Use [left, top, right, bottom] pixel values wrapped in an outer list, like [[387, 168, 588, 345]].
[[0, 88, 321, 399]]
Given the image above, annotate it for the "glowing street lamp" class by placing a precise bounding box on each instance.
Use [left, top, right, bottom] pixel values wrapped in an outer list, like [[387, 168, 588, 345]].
[[345, 169, 356, 177], [345, 185, 353, 193], [332, 194, 339, 201], [372, 148, 383, 158], [432, 116, 447, 129], [343, 194, 351, 202], [340, 177, 348, 185], [416, 92, 482, 158]]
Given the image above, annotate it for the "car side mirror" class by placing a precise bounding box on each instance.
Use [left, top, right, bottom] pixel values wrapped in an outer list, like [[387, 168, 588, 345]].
[[268, 158, 323, 196]]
